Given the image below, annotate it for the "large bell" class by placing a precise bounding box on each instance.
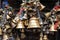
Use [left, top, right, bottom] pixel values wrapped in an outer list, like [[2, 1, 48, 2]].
[[28, 17, 40, 28], [16, 20, 25, 28]]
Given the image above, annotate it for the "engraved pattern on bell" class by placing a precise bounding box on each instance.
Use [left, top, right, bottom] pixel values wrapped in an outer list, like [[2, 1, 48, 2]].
[[28, 17, 40, 28]]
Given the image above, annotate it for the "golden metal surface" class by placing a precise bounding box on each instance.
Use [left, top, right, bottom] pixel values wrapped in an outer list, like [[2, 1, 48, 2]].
[[28, 17, 40, 28], [16, 20, 25, 28]]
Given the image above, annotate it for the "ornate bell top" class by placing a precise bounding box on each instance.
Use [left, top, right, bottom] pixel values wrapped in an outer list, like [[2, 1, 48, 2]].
[[28, 17, 40, 28]]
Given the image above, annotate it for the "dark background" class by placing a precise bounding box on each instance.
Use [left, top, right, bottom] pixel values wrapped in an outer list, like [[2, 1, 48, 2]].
[[1, 0, 59, 11]]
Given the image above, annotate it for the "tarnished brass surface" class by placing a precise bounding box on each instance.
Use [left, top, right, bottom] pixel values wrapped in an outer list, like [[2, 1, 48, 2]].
[[28, 17, 40, 28]]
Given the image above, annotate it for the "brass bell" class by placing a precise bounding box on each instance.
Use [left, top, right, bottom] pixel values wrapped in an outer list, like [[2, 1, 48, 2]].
[[3, 24, 11, 33], [28, 16, 40, 28], [40, 3, 45, 10], [5, 24, 11, 29], [12, 16, 20, 23], [16, 20, 25, 28], [37, 2, 45, 11], [7, 15, 11, 19], [39, 33, 43, 40], [50, 20, 57, 31], [3, 33, 9, 40], [0, 15, 2, 18], [12, 19, 16, 23], [43, 35, 48, 40], [45, 12, 51, 18], [11, 21, 16, 28]]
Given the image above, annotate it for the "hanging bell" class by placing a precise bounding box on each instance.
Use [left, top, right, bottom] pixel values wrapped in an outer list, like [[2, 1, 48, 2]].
[[4, 24, 11, 33], [39, 33, 43, 40], [28, 17, 40, 28], [3, 33, 9, 40], [43, 35, 48, 40], [7, 15, 11, 20], [37, 2, 45, 11], [0, 15, 2, 18], [45, 12, 51, 18], [12, 16, 20, 23], [50, 22, 57, 31], [5, 24, 11, 30], [16, 20, 25, 28]]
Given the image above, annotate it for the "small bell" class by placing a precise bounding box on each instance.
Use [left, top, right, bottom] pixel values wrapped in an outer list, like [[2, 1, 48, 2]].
[[43, 35, 48, 40], [12, 16, 20, 23], [0, 27, 2, 35], [45, 12, 51, 18], [4, 24, 11, 33], [39, 33, 43, 40], [5, 24, 10, 29], [3, 33, 9, 40], [28, 16, 40, 28], [37, 2, 45, 10], [50, 22, 57, 31], [16, 20, 25, 28], [7, 15, 11, 19], [11, 22, 16, 28]]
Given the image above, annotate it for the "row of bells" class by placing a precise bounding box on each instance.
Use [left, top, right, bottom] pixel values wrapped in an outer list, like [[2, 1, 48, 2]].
[[0, 28, 48, 40], [0, 15, 49, 40], [0, 25, 48, 40], [12, 15, 57, 32], [12, 16, 41, 29]]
